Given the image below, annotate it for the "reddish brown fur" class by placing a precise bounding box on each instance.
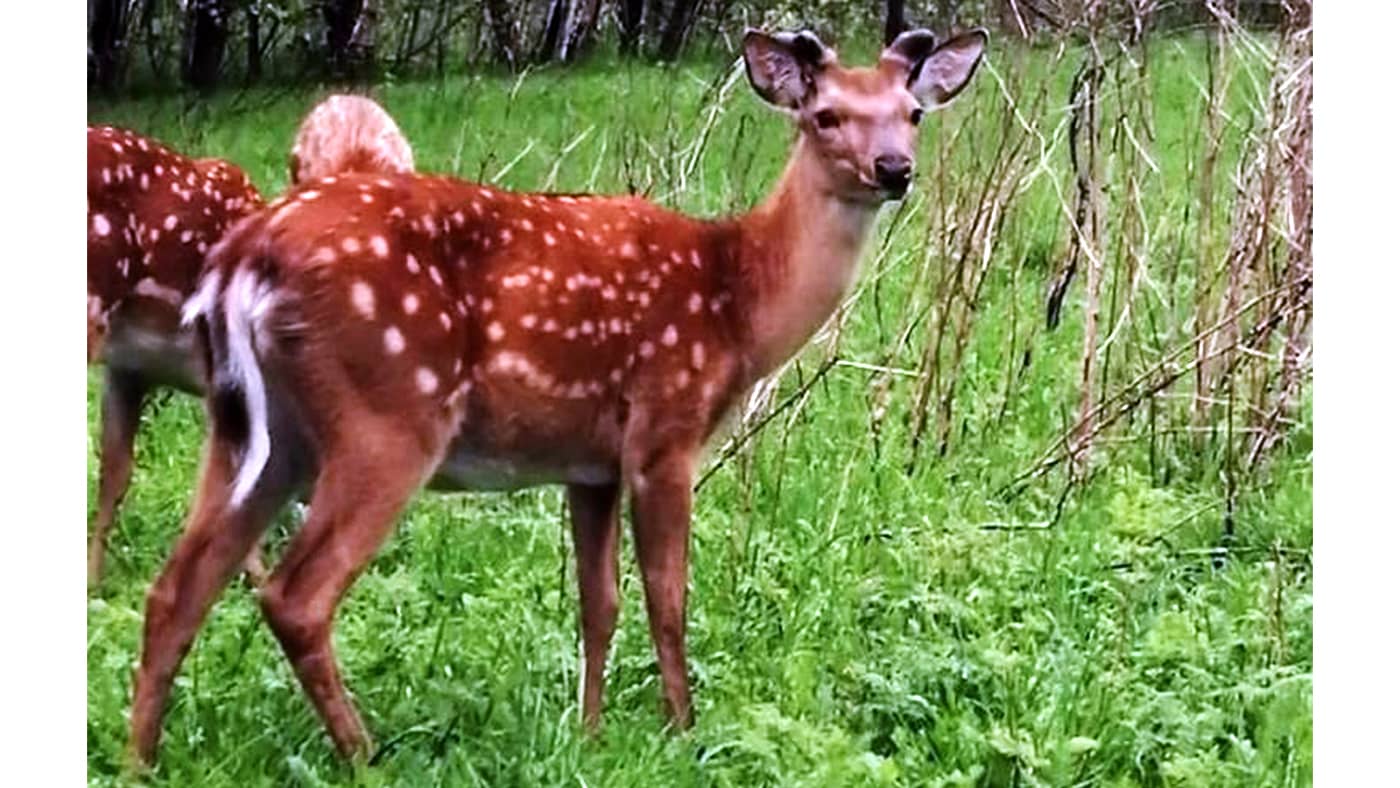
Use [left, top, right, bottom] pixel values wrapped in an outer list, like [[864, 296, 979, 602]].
[[125, 28, 988, 767], [237, 179, 751, 460], [86, 126, 263, 585]]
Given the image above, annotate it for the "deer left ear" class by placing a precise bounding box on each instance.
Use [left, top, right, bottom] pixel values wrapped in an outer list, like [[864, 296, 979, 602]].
[[907, 28, 988, 109]]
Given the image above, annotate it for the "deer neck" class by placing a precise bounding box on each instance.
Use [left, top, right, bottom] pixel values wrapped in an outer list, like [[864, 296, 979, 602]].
[[731, 137, 880, 378]]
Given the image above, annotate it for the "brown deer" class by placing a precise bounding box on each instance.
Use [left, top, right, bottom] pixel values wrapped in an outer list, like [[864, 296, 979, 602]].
[[86, 126, 263, 586], [289, 94, 415, 186], [126, 28, 987, 765]]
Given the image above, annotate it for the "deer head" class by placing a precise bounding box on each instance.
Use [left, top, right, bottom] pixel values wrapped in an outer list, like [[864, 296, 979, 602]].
[[743, 27, 987, 202]]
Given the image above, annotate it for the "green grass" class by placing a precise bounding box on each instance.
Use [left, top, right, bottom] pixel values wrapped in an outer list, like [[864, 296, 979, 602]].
[[88, 35, 1311, 787]]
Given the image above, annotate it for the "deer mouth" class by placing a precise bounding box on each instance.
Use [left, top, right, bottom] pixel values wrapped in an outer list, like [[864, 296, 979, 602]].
[[855, 174, 909, 202]]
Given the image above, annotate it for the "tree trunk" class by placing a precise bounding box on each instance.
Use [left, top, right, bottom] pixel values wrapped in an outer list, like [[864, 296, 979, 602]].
[[935, 0, 960, 30], [323, 0, 377, 80], [483, 0, 520, 69], [140, 0, 168, 83], [884, 0, 906, 45], [90, 0, 133, 92], [246, 0, 262, 84], [436, 0, 450, 76], [708, 0, 735, 44], [657, 0, 701, 61], [182, 0, 231, 92], [563, 0, 603, 61], [619, 0, 645, 56], [537, 0, 567, 62]]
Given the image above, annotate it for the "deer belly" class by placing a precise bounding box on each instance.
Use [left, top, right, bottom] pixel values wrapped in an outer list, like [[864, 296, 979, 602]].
[[428, 446, 616, 492], [101, 319, 203, 393]]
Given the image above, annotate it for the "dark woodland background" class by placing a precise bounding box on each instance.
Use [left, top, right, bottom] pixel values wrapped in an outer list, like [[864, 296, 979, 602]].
[[89, 0, 1297, 93]]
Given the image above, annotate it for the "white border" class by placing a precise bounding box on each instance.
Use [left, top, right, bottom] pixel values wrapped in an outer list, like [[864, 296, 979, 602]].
[[1314, 1, 1400, 784], [0, 4, 89, 784]]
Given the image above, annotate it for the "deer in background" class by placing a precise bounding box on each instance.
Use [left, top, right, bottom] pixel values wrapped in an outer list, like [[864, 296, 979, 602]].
[[289, 94, 415, 186], [88, 101, 416, 587], [86, 126, 263, 586], [126, 28, 988, 765]]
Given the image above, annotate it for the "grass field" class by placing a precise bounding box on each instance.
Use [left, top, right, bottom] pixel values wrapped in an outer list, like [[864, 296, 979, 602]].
[[87, 33, 1312, 787]]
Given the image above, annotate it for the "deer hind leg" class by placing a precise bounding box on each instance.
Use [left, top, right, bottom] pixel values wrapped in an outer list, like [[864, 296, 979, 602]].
[[89, 367, 148, 587], [127, 425, 302, 768], [257, 428, 433, 760], [624, 438, 698, 729], [567, 482, 622, 731]]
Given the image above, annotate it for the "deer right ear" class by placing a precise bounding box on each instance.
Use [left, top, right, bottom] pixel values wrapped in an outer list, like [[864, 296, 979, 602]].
[[742, 29, 833, 110]]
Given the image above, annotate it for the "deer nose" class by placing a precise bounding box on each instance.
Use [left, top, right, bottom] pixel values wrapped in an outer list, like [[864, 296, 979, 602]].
[[873, 155, 913, 197]]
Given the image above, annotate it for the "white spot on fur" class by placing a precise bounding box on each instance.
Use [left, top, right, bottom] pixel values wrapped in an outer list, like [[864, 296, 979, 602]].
[[370, 235, 389, 258], [487, 321, 505, 341], [403, 293, 420, 314], [92, 214, 111, 236], [351, 280, 375, 318], [384, 326, 405, 354], [416, 367, 439, 394]]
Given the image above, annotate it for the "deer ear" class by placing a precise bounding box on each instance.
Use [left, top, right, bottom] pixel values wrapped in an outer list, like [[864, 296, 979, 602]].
[[880, 29, 938, 72], [742, 29, 834, 110], [907, 28, 988, 109]]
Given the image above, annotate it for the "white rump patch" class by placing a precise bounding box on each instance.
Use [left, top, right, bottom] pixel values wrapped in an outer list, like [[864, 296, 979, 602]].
[[224, 268, 275, 506], [181, 269, 223, 326]]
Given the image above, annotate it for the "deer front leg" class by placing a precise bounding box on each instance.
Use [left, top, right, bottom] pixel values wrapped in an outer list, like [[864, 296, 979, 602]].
[[89, 368, 148, 587], [567, 482, 622, 731], [626, 443, 697, 729]]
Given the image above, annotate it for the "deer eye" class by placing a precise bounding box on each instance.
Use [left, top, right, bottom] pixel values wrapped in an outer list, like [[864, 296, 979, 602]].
[[910, 108, 925, 126], [814, 109, 841, 130]]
